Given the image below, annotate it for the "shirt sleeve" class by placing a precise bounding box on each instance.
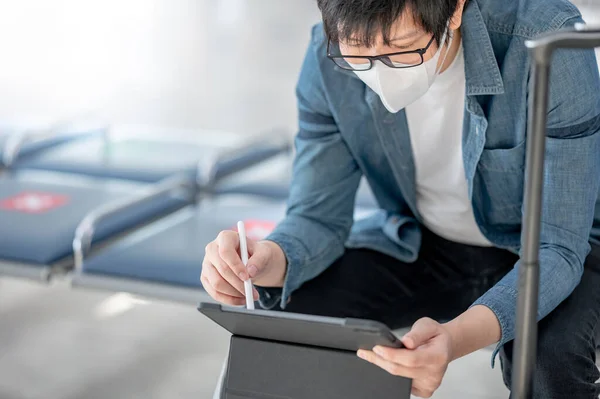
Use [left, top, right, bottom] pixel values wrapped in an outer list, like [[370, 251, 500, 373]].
[[472, 16, 600, 366]]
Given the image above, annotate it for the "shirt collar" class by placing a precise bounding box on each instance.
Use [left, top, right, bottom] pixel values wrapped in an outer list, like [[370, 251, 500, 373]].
[[461, 0, 504, 95]]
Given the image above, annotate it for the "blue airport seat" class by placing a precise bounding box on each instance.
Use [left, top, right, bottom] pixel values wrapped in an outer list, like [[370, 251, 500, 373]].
[[0, 124, 105, 168], [73, 196, 289, 302], [592, 198, 600, 246], [0, 134, 9, 150], [0, 171, 192, 281], [13, 128, 290, 183], [214, 153, 379, 208]]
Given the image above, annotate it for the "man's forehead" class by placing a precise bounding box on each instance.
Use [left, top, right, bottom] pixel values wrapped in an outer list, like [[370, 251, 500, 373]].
[[341, 10, 423, 45]]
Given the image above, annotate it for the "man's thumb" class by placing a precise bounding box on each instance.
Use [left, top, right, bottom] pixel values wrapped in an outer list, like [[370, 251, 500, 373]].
[[245, 242, 269, 278], [401, 318, 439, 349]]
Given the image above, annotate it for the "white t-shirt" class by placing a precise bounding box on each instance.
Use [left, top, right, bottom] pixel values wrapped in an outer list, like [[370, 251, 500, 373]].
[[405, 42, 492, 246]]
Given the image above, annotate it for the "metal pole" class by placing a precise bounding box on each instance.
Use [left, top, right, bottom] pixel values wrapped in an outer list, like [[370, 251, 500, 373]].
[[511, 56, 550, 399], [512, 26, 600, 399]]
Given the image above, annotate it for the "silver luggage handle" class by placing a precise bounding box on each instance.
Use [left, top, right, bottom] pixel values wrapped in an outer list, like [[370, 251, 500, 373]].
[[513, 26, 600, 399]]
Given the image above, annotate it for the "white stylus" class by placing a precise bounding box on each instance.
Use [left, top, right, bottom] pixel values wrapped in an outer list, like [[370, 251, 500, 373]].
[[237, 221, 255, 310]]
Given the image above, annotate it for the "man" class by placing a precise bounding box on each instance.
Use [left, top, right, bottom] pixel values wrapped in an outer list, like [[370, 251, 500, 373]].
[[202, 0, 600, 397]]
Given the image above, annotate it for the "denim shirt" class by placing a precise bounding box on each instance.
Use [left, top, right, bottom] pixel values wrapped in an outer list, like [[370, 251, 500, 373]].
[[262, 0, 600, 363]]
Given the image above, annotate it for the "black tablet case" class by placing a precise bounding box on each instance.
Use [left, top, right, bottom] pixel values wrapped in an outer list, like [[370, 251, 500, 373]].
[[222, 335, 412, 399]]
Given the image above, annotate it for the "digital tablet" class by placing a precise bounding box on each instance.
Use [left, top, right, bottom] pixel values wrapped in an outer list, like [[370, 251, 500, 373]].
[[198, 302, 403, 352]]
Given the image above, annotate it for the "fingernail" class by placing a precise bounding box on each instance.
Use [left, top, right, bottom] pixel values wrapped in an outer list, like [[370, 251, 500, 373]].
[[373, 346, 383, 356], [238, 271, 249, 281], [357, 350, 366, 360], [247, 264, 258, 278]]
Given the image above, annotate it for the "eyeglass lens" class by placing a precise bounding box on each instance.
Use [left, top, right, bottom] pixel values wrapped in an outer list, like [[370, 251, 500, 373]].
[[333, 51, 424, 70]]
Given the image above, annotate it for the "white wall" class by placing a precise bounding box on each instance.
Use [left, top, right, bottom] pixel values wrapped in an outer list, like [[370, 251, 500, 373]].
[[0, 0, 321, 133]]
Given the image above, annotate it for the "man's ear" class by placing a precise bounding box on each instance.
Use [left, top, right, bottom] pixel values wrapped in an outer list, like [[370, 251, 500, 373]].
[[449, 0, 467, 31]]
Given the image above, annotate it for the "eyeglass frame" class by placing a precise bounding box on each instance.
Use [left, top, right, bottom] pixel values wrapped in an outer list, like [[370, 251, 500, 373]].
[[326, 35, 436, 71]]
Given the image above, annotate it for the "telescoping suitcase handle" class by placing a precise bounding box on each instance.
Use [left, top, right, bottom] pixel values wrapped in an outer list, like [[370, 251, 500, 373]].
[[513, 24, 600, 399]]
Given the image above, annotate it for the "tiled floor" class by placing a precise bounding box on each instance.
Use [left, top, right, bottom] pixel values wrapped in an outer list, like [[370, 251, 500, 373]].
[[0, 278, 230, 399], [0, 1, 598, 398]]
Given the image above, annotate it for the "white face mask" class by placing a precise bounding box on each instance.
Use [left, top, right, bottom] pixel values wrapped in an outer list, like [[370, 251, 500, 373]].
[[353, 28, 454, 113]]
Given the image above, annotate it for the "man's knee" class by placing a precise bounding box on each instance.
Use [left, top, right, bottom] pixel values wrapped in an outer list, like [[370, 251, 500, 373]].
[[501, 327, 600, 398], [536, 326, 599, 398], [538, 327, 597, 372]]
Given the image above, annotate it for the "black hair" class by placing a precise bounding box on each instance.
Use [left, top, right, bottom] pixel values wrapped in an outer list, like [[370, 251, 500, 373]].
[[317, 0, 462, 47]]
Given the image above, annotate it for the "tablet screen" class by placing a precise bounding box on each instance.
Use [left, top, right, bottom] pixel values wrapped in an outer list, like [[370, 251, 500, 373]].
[[198, 302, 402, 351]]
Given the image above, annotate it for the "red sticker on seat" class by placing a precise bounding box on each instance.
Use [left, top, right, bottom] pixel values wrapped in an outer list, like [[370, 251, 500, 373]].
[[233, 219, 276, 241], [0, 192, 69, 214]]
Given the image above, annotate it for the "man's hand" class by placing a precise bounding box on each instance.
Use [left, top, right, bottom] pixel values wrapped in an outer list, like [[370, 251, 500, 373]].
[[200, 231, 287, 306], [357, 318, 453, 398]]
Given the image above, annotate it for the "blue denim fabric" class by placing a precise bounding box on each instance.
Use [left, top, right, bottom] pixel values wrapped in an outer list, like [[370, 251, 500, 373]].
[[261, 0, 600, 365]]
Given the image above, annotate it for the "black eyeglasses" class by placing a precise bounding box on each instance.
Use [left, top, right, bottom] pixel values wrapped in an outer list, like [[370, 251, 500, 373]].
[[327, 35, 436, 71]]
